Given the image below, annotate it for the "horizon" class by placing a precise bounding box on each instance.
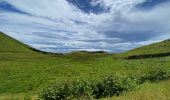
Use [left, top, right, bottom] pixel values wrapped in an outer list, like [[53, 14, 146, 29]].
[[0, 0, 170, 53]]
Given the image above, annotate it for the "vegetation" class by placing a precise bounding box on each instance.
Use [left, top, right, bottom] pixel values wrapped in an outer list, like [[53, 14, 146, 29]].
[[0, 32, 170, 100], [102, 80, 170, 100], [39, 67, 170, 100], [118, 39, 170, 58]]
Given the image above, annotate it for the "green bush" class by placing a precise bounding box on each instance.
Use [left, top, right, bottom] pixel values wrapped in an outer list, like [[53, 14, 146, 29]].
[[139, 67, 170, 83], [39, 68, 170, 100], [39, 83, 70, 100], [39, 80, 94, 100], [39, 76, 138, 100], [24, 94, 31, 100], [93, 75, 137, 99]]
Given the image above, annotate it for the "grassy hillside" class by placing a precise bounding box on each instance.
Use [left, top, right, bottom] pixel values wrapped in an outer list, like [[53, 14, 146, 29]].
[[0, 32, 36, 53], [0, 32, 170, 100], [119, 39, 170, 58]]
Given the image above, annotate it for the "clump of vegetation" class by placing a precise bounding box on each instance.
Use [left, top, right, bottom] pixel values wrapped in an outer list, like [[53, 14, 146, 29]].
[[24, 94, 31, 100], [39, 67, 170, 100], [137, 67, 170, 84], [93, 75, 137, 99], [106, 79, 170, 100], [39, 80, 94, 100]]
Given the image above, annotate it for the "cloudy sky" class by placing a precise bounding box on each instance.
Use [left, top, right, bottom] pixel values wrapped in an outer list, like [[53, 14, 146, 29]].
[[0, 0, 170, 53]]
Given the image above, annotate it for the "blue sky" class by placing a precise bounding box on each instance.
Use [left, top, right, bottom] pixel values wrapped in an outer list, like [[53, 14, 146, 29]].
[[0, 0, 170, 53]]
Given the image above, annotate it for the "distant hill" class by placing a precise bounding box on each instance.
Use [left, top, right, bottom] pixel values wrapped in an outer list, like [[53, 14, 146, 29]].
[[1, 31, 170, 58], [0, 32, 110, 56]]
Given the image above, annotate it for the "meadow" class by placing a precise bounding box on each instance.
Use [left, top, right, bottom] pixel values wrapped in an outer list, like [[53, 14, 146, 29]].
[[0, 32, 170, 100]]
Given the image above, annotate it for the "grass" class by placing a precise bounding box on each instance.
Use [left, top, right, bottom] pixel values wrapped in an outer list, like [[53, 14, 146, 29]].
[[0, 32, 35, 53], [0, 32, 170, 99], [2, 53, 170, 94], [0, 93, 38, 100], [118, 39, 170, 57], [2, 80, 170, 100], [39, 67, 170, 100], [103, 79, 170, 100]]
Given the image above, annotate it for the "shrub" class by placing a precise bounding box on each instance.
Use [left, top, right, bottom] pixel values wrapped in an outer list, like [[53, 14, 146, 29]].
[[39, 83, 71, 100], [24, 94, 31, 100], [93, 75, 137, 98], [139, 67, 170, 83], [39, 80, 94, 100], [39, 68, 170, 100], [93, 76, 120, 98], [39, 76, 138, 100]]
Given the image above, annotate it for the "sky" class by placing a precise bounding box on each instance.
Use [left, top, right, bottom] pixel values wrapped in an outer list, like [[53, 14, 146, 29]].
[[0, 0, 170, 53]]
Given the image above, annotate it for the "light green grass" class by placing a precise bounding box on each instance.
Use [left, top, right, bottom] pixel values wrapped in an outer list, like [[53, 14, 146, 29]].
[[2, 52, 170, 94], [102, 79, 170, 100], [118, 39, 170, 57], [0, 32, 35, 53], [0, 93, 37, 100]]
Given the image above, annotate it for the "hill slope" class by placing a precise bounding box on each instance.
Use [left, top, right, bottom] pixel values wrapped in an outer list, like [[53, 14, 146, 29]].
[[118, 39, 170, 59], [0, 32, 36, 53], [1, 31, 170, 56]]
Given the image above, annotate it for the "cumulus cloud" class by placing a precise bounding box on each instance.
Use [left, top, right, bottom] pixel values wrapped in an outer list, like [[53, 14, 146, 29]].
[[0, 0, 170, 53]]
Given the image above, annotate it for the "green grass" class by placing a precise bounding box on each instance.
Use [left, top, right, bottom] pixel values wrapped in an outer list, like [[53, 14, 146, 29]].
[[0, 32, 170, 99], [118, 39, 170, 57], [102, 79, 170, 100], [2, 79, 170, 100], [0, 32, 35, 53], [0, 93, 37, 100]]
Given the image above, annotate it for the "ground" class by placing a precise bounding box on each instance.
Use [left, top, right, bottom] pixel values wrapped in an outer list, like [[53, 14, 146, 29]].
[[0, 32, 170, 100]]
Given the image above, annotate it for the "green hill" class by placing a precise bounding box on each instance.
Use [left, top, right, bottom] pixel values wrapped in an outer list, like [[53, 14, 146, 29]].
[[0, 31, 170, 100], [117, 40, 170, 59], [0, 32, 36, 53], [1, 31, 170, 58]]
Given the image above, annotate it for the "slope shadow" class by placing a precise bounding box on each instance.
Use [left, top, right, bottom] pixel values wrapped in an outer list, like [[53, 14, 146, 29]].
[[126, 52, 170, 60]]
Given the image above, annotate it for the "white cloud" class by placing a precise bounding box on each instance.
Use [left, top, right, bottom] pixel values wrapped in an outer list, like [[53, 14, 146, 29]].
[[92, 0, 146, 13], [0, 0, 170, 53]]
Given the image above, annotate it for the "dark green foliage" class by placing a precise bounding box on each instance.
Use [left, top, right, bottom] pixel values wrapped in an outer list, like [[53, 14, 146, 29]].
[[40, 67, 170, 100], [139, 67, 170, 83], [24, 94, 31, 100], [39, 80, 93, 100], [126, 52, 170, 60], [93, 76, 121, 98], [93, 76, 136, 98]]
